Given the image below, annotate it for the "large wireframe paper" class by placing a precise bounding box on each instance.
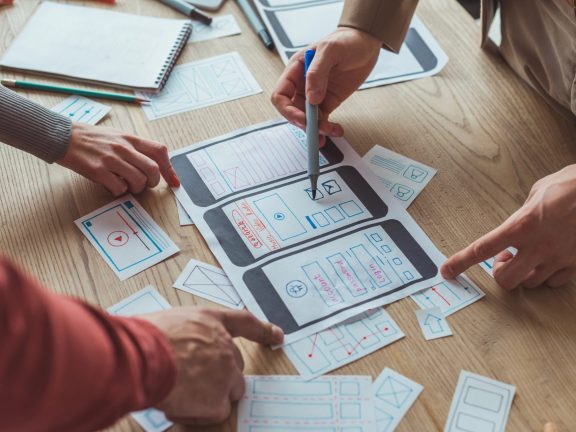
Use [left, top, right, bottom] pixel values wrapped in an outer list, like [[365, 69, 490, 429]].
[[171, 120, 481, 344], [138, 52, 262, 120], [253, 0, 448, 89], [173, 258, 244, 309]]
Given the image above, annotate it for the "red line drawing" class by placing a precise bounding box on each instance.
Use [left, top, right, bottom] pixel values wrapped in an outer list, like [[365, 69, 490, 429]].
[[117, 211, 150, 251], [308, 333, 319, 358], [310, 324, 391, 358], [432, 287, 450, 305]]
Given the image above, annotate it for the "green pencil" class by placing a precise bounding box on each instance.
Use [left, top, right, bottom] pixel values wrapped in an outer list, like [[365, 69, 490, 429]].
[[1, 79, 150, 104]]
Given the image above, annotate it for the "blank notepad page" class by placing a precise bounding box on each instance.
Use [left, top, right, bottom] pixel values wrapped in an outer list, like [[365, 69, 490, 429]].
[[0, 2, 191, 92]]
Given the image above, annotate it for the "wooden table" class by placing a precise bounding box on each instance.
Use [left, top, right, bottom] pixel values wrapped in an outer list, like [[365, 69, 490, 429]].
[[1, 0, 576, 431]]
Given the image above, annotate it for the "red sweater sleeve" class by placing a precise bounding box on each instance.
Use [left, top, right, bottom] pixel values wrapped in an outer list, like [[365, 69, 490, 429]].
[[0, 257, 176, 432]]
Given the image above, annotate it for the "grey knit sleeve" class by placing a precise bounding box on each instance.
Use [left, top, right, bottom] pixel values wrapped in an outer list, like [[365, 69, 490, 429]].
[[0, 85, 72, 163]]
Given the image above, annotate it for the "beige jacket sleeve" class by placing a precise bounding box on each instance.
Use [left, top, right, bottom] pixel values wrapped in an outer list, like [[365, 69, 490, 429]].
[[338, 0, 419, 53]]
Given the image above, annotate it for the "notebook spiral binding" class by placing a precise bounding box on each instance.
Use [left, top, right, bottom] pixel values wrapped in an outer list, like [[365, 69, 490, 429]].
[[155, 22, 193, 91]]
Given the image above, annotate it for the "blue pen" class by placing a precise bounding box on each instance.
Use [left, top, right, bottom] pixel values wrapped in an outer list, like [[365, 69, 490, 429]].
[[304, 49, 319, 200]]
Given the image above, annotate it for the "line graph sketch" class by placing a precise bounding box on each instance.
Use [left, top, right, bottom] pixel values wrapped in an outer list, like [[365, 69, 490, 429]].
[[284, 308, 404, 380], [139, 52, 262, 120]]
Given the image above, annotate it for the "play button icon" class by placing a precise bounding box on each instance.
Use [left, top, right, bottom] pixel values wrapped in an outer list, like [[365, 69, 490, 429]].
[[107, 230, 129, 247]]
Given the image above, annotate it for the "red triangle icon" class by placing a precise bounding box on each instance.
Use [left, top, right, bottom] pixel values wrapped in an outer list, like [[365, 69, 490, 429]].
[[115, 236, 123, 242]]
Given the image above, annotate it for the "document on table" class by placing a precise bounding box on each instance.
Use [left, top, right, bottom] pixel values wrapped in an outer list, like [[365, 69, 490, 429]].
[[479, 246, 518, 276], [138, 52, 262, 120], [171, 119, 472, 344], [284, 307, 404, 380], [176, 199, 194, 226], [253, 0, 448, 89], [415, 307, 452, 340], [51, 95, 111, 125], [238, 375, 376, 431], [107, 286, 173, 432], [189, 15, 241, 43], [373, 368, 423, 432], [445, 370, 515, 432], [411, 275, 484, 317], [363, 145, 437, 208], [75, 195, 179, 280], [173, 258, 245, 309]]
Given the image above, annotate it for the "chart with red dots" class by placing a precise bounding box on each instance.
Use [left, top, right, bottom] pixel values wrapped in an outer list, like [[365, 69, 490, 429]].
[[75, 195, 179, 281], [284, 308, 404, 380], [238, 375, 376, 432]]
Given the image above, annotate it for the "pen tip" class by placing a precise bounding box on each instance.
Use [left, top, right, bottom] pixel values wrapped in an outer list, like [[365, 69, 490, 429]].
[[312, 189, 317, 199]]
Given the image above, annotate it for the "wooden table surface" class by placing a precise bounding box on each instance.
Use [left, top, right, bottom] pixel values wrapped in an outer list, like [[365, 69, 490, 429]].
[[2, 0, 576, 431]]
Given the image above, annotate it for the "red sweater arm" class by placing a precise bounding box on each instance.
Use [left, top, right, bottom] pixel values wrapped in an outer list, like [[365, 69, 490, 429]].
[[0, 258, 176, 432]]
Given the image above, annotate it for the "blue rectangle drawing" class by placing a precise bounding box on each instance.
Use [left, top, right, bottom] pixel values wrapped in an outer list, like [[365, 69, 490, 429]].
[[325, 206, 345, 222], [253, 193, 307, 241], [312, 212, 330, 227], [339, 200, 364, 218]]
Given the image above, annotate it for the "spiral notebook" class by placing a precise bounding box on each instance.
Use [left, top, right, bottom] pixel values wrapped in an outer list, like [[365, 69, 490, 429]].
[[0, 2, 192, 93]]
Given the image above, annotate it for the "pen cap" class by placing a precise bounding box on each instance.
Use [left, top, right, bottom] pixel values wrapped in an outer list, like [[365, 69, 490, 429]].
[[304, 49, 316, 76]]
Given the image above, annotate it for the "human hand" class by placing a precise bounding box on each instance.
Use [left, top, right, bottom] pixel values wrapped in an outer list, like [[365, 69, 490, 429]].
[[57, 123, 180, 196], [272, 27, 381, 145], [140, 307, 284, 425], [442, 165, 576, 289]]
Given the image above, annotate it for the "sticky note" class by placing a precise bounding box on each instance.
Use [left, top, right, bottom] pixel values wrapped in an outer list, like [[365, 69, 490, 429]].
[[51, 95, 111, 125], [363, 145, 437, 208], [238, 375, 376, 431], [411, 275, 484, 316], [284, 308, 404, 380], [373, 368, 423, 431], [445, 370, 516, 432], [108, 286, 173, 432], [173, 259, 244, 309], [479, 247, 518, 276], [75, 195, 179, 280], [415, 307, 452, 340], [188, 15, 241, 43]]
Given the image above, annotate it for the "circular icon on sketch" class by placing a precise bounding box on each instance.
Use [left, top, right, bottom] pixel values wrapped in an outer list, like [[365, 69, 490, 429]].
[[107, 230, 129, 247], [274, 212, 285, 221], [286, 280, 308, 298]]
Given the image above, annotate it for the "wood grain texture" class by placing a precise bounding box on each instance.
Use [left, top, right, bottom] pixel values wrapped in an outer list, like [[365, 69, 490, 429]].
[[1, 0, 576, 431]]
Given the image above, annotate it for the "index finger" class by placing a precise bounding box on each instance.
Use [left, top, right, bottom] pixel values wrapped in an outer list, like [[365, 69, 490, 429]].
[[131, 137, 180, 188], [441, 222, 519, 279], [216, 310, 284, 346], [272, 59, 306, 127]]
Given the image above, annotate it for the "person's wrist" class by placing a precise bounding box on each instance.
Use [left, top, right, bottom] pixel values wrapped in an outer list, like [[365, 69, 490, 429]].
[[335, 26, 383, 49]]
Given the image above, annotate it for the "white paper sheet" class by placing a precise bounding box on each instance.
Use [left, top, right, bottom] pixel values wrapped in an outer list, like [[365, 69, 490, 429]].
[[176, 199, 194, 226], [189, 15, 241, 43], [373, 368, 423, 432], [445, 370, 516, 432], [173, 258, 245, 309], [51, 95, 111, 125], [363, 145, 437, 208], [238, 375, 376, 431], [0, 2, 191, 91], [139, 52, 262, 120], [253, 0, 448, 89], [107, 286, 173, 432], [410, 275, 484, 317], [479, 247, 518, 276], [75, 195, 179, 281], [171, 120, 471, 344], [284, 308, 404, 380], [415, 307, 452, 340]]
